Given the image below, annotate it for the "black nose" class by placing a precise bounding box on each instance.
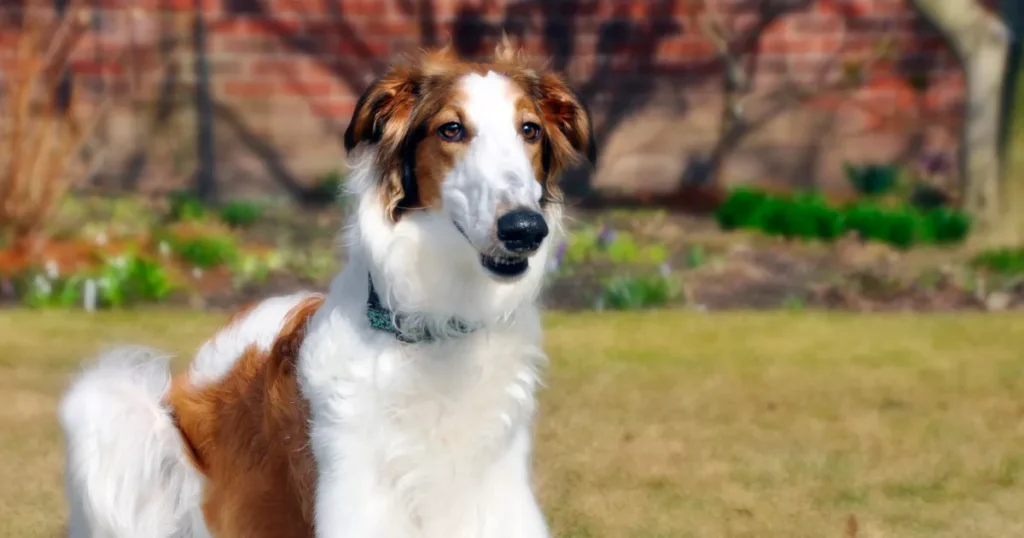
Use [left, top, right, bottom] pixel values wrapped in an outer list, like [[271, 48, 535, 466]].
[[496, 209, 549, 253]]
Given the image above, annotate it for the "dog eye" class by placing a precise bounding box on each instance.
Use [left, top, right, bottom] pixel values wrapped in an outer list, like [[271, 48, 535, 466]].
[[438, 122, 465, 142], [521, 122, 542, 143]]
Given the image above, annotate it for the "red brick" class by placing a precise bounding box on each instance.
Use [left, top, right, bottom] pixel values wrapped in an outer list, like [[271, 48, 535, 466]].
[[207, 56, 247, 76], [788, 13, 845, 35], [310, 99, 356, 119], [70, 60, 124, 76], [158, 0, 220, 11], [209, 18, 302, 37], [271, 0, 383, 17], [281, 80, 333, 96], [656, 37, 717, 63], [213, 35, 285, 55], [39, 0, 970, 199], [250, 57, 304, 77], [360, 18, 417, 37], [331, 37, 389, 57], [221, 80, 276, 98]]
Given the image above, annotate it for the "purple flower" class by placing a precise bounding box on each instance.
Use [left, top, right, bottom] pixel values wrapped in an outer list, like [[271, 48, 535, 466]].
[[555, 241, 567, 264], [919, 152, 953, 176], [548, 241, 568, 274], [597, 224, 617, 248]]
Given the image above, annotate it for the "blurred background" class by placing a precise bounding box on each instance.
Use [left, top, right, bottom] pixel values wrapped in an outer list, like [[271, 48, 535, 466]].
[[2, 1, 1024, 537]]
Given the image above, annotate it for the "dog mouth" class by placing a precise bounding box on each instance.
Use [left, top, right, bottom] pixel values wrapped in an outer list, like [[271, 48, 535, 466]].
[[480, 253, 529, 277], [453, 221, 530, 278]]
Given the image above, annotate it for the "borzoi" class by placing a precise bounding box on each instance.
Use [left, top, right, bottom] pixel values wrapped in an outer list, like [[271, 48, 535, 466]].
[[58, 40, 594, 538]]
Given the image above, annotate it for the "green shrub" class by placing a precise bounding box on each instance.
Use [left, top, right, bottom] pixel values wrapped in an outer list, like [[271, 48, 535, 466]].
[[16, 254, 173, 309], [19, 273, 83, 309], [971, 248, 1024, 276], [842, 204, 971, 249], [752, 197, 793, 237], [716, 187, 770, 230], [173, 235, 240, 269], [717, 186, 972, 249], [843, 204, 924, 249], [802, 196, 845, 240], [717, 189, 845, 242], [774, 195, 836, 240], [218, 201, 262, 228], [843, 162, 900, 197], [605, 231, 641, 264], [231, 250, 285, 288], [842, 203, 890, 243], [97, 255, 174, 307], [924, 208, 971, 245], [561, 225, 669, 269], [564, 226, 600, 265], [683, 244, 707, 269], [168, 191, 207, 222], [884, 209, 919, 250], [598, 268, 681, 310]]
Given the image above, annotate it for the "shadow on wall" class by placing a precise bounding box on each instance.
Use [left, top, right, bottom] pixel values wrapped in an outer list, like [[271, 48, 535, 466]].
[[21, 0, 965, 213], [222, 0, 708, 207]]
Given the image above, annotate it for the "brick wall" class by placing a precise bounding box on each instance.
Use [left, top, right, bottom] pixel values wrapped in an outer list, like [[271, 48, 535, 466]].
[[0, 0, 977, 203]]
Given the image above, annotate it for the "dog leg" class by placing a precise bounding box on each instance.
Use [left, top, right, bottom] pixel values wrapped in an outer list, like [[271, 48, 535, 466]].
[[480, 430, 551, 538]]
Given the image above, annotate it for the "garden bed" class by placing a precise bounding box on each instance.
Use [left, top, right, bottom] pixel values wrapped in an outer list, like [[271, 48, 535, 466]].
[[1, 196, 1022, 313]]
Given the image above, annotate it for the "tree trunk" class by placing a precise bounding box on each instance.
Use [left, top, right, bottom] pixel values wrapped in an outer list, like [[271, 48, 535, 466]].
[[910, 0, 1011, 241], [193, 0, 217, 203], [1000, 0, 1023, 245]]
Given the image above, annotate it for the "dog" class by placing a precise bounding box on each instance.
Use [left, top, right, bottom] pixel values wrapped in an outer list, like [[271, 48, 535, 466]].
[[58, 39, 594, 538]]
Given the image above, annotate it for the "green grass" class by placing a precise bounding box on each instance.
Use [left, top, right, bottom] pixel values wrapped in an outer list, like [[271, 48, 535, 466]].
[[3, 310, 1024, 537]]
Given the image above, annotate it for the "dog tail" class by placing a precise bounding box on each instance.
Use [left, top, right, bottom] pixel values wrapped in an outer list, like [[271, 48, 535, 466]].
[[59, 346, 204, 538]]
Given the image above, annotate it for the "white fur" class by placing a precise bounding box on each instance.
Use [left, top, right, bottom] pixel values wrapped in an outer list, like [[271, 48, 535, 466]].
[[59, 347, 208, 538], [190, 291, 321, 385], [443, 72, 545, 251], [59, 70, 559, 538]]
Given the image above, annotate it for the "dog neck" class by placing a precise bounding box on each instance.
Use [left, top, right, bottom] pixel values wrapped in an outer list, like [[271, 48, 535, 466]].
[[364, 274, 480, 344]]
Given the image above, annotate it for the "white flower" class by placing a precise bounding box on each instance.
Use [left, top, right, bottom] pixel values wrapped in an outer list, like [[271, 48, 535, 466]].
[[659, 263, 672, 278], [112, 255, 127, 269], [158, 241, 171, 257], [44, 260, 60, 280], [192, 267, 204, 279], [34, 275, 52, 295], [95, 232, 108, 246], [83, 279, 98, 313]]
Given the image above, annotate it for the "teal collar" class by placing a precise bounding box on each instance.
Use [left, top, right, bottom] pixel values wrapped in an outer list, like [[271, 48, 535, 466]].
[[365, 275, 477, 343]]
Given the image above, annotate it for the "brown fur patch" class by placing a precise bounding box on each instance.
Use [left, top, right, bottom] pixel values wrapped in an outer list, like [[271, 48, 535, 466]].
[[513, 92, 547, 188], [411, 97, 470, 210], [343, 40, 594, 218], [166, 295, 324, 538]]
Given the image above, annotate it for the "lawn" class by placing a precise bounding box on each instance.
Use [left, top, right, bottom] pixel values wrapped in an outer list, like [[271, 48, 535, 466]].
[[2, 310, 1024, 538]]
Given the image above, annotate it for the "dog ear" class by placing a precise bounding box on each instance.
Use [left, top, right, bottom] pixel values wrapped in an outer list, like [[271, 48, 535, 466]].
[[538, 74, 595, 167], [344, 65, 422, 220], [536, 74, 595, 202], [343, 65, 418, 154]]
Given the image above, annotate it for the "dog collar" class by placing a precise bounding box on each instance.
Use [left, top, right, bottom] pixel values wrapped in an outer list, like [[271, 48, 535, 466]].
[[365, 275, 477, 343]]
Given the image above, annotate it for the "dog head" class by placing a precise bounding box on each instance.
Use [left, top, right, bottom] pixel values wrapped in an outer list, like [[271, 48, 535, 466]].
[[343, 39, 594, 326]]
